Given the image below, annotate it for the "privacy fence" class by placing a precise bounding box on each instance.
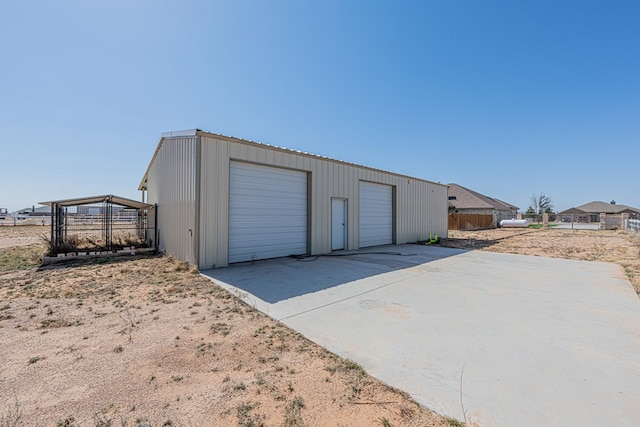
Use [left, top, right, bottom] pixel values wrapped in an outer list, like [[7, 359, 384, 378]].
[[448, 213, 494, 230], [450, 212, 639, 231]]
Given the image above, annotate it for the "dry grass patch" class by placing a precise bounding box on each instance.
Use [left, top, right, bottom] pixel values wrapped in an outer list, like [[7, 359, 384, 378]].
[[0, 225, 49, 239], [445, 228, 640, 295], [4, 223, 639, 425], [0, 244, 47, 272], [0, 232, 456, 426]]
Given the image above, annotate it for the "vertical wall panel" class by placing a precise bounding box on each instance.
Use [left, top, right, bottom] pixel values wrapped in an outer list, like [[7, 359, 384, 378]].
[[146, 136, 197, 264]]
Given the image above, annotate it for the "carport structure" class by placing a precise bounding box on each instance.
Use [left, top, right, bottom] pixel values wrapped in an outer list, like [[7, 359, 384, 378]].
[[41, 194, 155, 256]]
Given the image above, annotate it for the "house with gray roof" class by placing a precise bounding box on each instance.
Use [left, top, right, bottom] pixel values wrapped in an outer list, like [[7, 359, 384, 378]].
[[447, 183, 519, 228], [558, 201, 640, 221]]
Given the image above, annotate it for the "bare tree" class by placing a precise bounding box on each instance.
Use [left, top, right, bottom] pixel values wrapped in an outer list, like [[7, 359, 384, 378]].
[[530, 192, 554, 214]]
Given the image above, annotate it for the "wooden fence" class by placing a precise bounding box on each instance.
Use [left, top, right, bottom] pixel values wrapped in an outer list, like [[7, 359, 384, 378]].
[[448, 213, 494, 230]]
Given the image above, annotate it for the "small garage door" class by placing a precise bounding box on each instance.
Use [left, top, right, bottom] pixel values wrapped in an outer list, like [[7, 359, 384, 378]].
[[359, 181, 393, 247], [229, 162, 307, 263]]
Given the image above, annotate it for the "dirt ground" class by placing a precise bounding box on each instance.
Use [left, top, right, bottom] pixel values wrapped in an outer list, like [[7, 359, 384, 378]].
[[0, 225, 46, 249], [1, 226, 639, 427], [0, 227, 455, 427]]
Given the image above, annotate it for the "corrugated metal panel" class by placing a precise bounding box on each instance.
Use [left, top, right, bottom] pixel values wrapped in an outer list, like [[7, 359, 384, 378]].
[[159, 133, 447, 268], [193, 130, 439, 182], [228, 161, 307, 263], [359, 182, 393, 247], [198, 138, 230, 268], [146, 136, 198, 264], [190, 134, 448, 268]]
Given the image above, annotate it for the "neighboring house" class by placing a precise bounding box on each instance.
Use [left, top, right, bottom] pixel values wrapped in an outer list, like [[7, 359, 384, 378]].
[[447, 183, 519, 221], [558, 201, 640, 221], [139, 129, 449, 269]]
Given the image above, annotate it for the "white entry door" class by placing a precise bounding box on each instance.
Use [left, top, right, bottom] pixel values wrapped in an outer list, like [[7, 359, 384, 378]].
[[331, 198, 347, 250]]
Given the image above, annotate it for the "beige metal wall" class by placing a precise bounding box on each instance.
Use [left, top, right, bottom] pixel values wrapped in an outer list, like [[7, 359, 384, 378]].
[[146, 136, 199, 264], [197, 133, 448, 269]]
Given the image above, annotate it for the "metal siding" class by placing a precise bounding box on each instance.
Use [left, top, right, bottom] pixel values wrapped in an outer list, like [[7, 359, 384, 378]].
[[319, 160, 330, 250], [253, 146, 264, 164], [145, 137, 197, 264], [198, 140, 216, 267], [217, 141, 230, 264], [198, 142, 211, 266], [195, 134, 448, 268]]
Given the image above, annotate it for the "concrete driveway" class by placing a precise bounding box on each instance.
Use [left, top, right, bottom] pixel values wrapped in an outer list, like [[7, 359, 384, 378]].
[[202, 245, 640, 427]]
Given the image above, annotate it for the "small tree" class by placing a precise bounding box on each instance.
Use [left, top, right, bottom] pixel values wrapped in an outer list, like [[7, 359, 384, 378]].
[[530, 192, 554, 215]]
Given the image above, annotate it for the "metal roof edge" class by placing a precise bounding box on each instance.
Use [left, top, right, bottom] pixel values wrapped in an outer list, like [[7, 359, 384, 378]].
[[138, 137, 163, 190], [138, 131, 200, 190], [195, 130, 447, 188], [40, 195, 110, 206], [139, 128, 448, 191], [41, 194, 152, 210], [161, 129, 199, 138]]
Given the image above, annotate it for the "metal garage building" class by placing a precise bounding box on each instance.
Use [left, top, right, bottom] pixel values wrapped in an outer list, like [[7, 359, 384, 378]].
[[139, 129, 448, 269]]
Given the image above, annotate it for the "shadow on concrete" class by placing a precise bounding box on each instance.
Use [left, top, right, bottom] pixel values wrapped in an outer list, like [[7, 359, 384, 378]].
[[201, 244, 465, 303]]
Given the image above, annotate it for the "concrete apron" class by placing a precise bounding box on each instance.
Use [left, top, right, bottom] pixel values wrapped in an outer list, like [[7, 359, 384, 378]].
[[202, 245, 640, 427]]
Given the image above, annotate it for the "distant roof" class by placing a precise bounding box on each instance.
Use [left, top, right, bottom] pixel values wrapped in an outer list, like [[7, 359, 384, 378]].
[[573, 201, 640, 214], [557, 207, 588, 215], [16, 205, 51, 214], [492, 197, 519, 211], [447, 183, 519, 211], [40, 195, 152, 210]]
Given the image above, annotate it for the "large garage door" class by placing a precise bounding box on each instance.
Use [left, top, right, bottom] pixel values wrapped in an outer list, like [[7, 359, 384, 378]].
[[229, 162, 307, 263], [359, 182, 393, 247]]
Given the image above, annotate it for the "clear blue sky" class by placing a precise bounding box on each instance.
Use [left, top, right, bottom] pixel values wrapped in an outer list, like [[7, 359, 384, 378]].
[[1, 1, 638, 213]]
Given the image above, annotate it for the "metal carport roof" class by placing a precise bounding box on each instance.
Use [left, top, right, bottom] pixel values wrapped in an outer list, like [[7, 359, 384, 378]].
[[40, 195, 152, 210]]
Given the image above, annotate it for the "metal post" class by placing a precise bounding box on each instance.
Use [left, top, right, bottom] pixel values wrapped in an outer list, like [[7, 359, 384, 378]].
[[61, 207, 66, 247], [154, 204, 159, 252], [50, 204, 55, 255], [56, 205, 65, 254], [105, 200, 112, 251], [137, 209, 143, 240]]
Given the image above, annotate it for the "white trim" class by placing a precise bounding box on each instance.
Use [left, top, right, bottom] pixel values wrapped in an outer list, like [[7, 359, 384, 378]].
[[161, 129, 198, 138]]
